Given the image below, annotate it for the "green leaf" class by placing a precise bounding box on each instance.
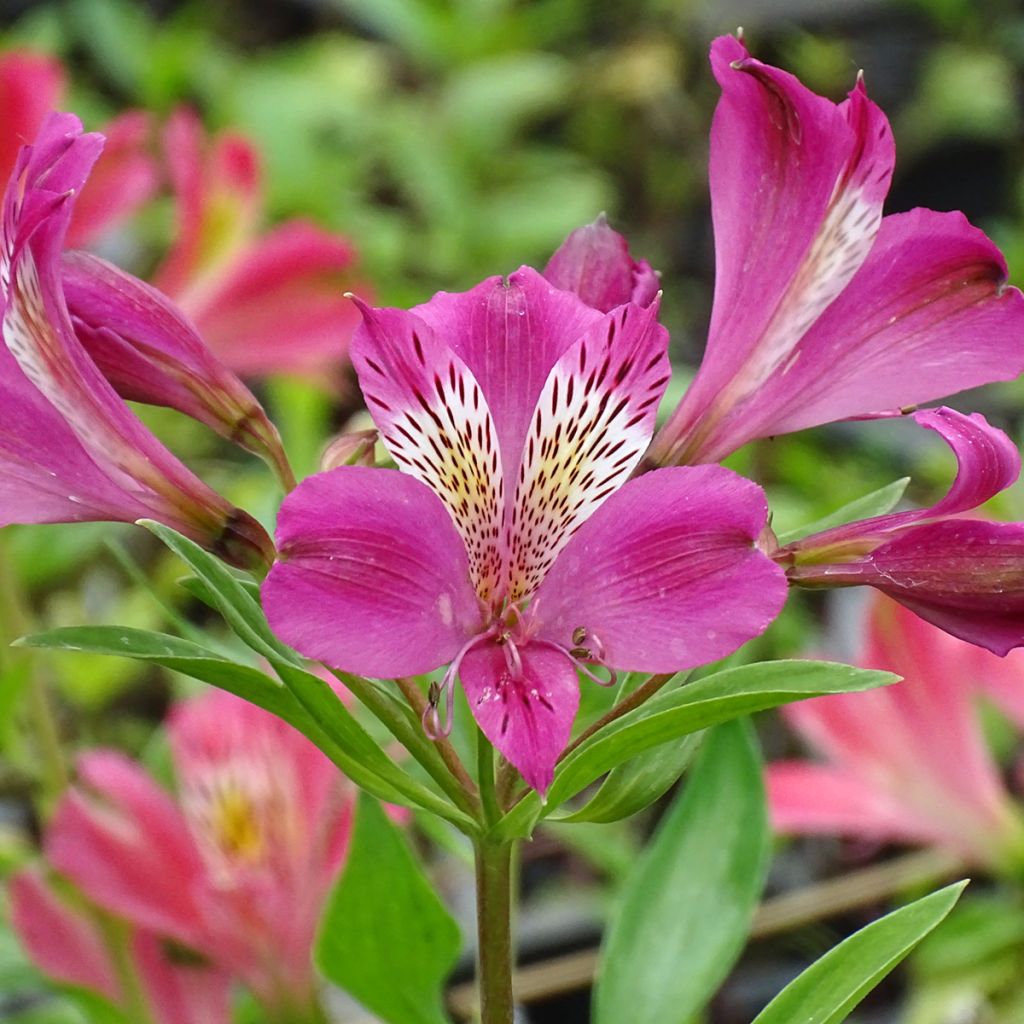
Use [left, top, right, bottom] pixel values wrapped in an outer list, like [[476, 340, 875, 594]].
[[595, 720, 769, 1024], [316, 793, 461, 1024], [491, 661, 895, 841], [752, 882, 968, 1024], [777, 477, 909, 544], [553, 731, 703, 824], [17, 625, 475, 828]]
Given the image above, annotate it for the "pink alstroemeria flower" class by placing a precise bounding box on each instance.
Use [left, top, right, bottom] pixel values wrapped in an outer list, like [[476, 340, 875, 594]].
[[10, 868, 230, 1024], [0, 50, 158, 248], [779, 407, 1024, 656], [262, 269, 788, 793], [152, 109, 363, 378], [646, 35, 1024, 467], [45, 689, 353, 1019], [0, 113, 274, 569], [767, 595, 1024, 869]]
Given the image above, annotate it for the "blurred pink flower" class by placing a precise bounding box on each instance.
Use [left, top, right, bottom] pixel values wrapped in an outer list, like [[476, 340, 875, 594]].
[[0, 50, 158, 248], [767, 594, 1024, 869], [44, 688, 354, 1018], [153, 109, 365, 379], [10, 868, 230, 1024]]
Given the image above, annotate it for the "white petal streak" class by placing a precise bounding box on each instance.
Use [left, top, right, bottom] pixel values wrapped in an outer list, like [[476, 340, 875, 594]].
[[508, 303, 669, 600]]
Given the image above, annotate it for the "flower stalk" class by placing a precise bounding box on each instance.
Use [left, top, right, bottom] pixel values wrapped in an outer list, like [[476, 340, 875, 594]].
[[474, 838, 515, 1024]]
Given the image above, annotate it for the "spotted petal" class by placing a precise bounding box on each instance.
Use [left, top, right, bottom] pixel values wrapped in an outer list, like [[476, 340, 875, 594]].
[[508, 299, 670, 599], [532, 466, 787, 671], [460, 641, 579, 794], [264, 466, 482, 677], [351, 302, 506, 601]]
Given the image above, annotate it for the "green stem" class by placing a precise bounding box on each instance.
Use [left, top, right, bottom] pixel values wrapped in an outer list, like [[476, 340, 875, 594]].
[[474, 840, 515, 1024], [0, 537, 68, 811], [477, 729, 501, 825], [94, 910, 157, 1024], [334, 670, 480, 820]]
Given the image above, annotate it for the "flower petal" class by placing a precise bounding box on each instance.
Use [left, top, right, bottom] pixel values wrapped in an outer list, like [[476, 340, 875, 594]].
[[543, 215, 659, 312], [132, 933, 233, 1024], [508, 298, 670, 599], [1, 113, 271, 567], [766, 762, 949, 847], [182, 221, 361, 377], [460, 641, 579, 794], [531, 466, 787, 671], [65, 111, 159, 248], [719, 210, 1024, 443], [651, 36, 894, 464], [62, 249, 288, 470], [46, 751, 209, 947], [10, 868, 120, 1002], [866, 519, 1024, 655], [350, 302, 507, 600], [410, 266, 604, 479], [264, 466, 481, 677]]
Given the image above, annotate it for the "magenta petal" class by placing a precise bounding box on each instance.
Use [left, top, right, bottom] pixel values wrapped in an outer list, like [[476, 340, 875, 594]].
[[410, 266, 604, 475], [543, 215, 659, 312], [651, 36, 894, 464], [133, 933, 232, 1024], [264, 466, 482, 677], [508, 298, 670, 599], [0, 52, 64, 187], [62, 250, 287, 466], [531, 467, 787, 671], [789, 407, 1020, 554], [718, 210, 1024, 444], [10, 868, 120, 1002], [865, 519, 1024, 655], [460, 641, 579, 794]]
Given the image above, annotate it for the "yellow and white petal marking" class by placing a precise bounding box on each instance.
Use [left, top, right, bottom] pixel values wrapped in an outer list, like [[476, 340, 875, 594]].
[[358, 317, 506, 604], [508, 302, 669, 601]]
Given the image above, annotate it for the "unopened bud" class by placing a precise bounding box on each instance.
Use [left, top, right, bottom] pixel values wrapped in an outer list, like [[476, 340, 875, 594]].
[[321, 429, 379, 471]]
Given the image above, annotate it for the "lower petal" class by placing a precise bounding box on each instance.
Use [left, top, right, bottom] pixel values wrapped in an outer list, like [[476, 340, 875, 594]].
[[460, 642, 579, 794], [531, 467, 787, 672]]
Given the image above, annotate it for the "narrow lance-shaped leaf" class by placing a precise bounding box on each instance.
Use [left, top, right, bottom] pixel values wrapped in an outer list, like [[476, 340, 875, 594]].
[[595, 719, 770, 1024], [777, 477, 910, 545], [315, 793, 461, 1024], [752, 882, 967, 1024], [490, 660, 896, 841]]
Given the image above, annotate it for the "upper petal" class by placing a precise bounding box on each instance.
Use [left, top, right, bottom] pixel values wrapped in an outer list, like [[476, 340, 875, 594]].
[[350, 301, 507, 601], [264, 466, 482, 677], [650, 36, 893, 465], [542, 215, 660, 312], [410, 266, 604, 480], [65, 111, 159, 249], [787, 407, 1020, 556], [531, 466, 787, 671], [507, 298, 670, 599], [460, 640, 579, 794]]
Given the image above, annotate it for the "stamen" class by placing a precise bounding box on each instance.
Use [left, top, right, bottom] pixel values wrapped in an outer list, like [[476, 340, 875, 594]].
[[422, 630, 493, 740]]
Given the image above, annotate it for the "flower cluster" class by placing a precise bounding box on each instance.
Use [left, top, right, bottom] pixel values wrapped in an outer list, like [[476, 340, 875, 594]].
[[13, 689, 354, 1021]]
